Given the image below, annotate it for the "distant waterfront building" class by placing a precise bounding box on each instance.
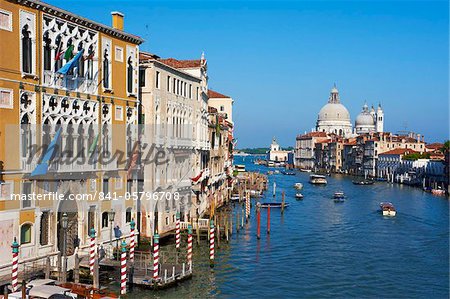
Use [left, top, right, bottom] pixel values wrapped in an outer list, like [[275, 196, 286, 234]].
[[355, 103, 384, 134], [267, 137, 289, 162], [378, 148, 445, 184], [316, 85, 353, 137], [295, 131, 329, 169]]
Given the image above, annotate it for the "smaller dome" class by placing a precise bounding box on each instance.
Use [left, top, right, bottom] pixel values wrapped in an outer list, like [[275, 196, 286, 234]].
[[355, 113, 375, 126]]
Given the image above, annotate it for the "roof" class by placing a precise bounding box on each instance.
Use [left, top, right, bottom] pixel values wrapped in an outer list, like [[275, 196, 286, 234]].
[[208, 90, 231, 99], [379, 148, 418, 156], [139, 52, 160, 61], [8, 0, 144, 44], [158, 58, 203, 69], [426, 143, 444, 150], [297, 131, 328, 139], [344, 140, 357, 145]]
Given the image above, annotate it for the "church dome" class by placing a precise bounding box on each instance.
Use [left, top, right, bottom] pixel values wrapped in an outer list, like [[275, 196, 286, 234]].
[[355, 112, 375, 126], [318, 103, 351, 121], [316, 85, 353, 137], [355, 103, 375, 127]]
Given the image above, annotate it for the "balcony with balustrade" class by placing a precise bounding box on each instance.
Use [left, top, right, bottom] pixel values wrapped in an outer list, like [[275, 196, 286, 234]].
[[43, 70, 98, 94]]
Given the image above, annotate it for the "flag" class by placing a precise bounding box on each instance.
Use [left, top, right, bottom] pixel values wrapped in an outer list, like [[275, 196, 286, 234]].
[[55, 50, 64, 61], [30, 128, 62, 177], [64, 44, 74, 61], [83, 51, 94, 61], [54, 43, 63, 60], [57, 49, 84, 75], [88, 132, 99, 156], [190, 171, 203, 183]]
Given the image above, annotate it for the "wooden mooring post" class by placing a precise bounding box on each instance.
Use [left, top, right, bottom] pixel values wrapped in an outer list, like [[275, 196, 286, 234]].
[[74, 253, 80, 283]]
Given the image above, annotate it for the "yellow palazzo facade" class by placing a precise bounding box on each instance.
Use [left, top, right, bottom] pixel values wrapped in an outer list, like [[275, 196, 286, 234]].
[[0, 0, 143, 269]]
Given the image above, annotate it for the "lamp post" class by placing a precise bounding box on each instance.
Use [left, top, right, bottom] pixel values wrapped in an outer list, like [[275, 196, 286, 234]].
[[108, 209, 115, 259], [61, 212, 69, 283]]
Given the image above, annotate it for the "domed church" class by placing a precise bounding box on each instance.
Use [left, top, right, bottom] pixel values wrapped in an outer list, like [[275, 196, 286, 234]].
[[355, 102, 384, 134], [316, 85, 353, 137]]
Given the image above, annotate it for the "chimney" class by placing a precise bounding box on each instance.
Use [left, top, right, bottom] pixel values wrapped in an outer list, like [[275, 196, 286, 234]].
[[111, 11, 124, 31]]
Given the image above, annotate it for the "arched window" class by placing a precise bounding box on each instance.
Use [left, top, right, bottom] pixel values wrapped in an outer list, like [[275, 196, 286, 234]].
[[22, 25, 32, 73], [101, 212, 109, 228], [20, 223, 32, 244], [126, 207, 132, 223], [43, 31, 51, 71], [127, 57, 133, 93], [103, 49, 109, 88]]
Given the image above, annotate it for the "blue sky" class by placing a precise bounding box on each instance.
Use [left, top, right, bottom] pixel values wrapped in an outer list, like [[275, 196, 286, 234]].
[[45, 0, 449, 148]]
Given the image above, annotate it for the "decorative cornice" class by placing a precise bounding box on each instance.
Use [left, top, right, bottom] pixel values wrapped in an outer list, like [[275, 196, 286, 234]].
[[9, 0, 144, 45]]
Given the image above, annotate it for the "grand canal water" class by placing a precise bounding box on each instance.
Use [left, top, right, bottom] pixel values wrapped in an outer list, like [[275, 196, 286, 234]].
[[127, 155, 449, 298]]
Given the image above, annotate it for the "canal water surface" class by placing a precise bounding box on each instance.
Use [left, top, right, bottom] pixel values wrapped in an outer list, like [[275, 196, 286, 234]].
[[127, 156, 449, 298]]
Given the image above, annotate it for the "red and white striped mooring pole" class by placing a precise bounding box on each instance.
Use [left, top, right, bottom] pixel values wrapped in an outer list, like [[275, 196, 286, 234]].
[[89, 228, 96, 276], [153, 232, 160, 281], [11, 238, 19, 292], [120, 240, 127, 295], [246, 191, 250, 220], [209, 220, 215, 268], [187, 224, 193, 268], [175, 212, 181, 250], [129, 219, 136, 263]]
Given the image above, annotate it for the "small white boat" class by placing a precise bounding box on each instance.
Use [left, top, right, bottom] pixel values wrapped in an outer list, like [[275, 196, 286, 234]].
[[236, 164, 246, 172], [309, 174, 327, 185], [295, 193, 304, 200], [230, 195, 240, 202], [249, 189, 262, 198], [300, 168, 312, 172], [294, 183, 303, 190], [9, 285, 77, 299], [380, 202, 396, 217], [431, 187, 445, 196], [333, 191, 345, 202]]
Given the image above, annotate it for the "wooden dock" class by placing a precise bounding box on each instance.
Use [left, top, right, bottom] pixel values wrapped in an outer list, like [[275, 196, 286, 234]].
[[132, 263, 192, 289]]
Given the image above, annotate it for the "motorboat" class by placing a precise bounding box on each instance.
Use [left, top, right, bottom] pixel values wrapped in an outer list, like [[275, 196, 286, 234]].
[[249, 189, 262, 198], [352, 180, 374, 185], [58, 282, 118, 299], [9, 285, 77, 299], [333, 191, 345, 202], [309, 174, 327, 185], [295, 193, 304, 200], [380, 202, 396, 217], [299, 168, 312, 172], [230, 195, 240, 202], [282, 171, 295, 175], [431, 187, 446, 196], [9, 279, 118, 299], [294, 183, 303, 190], [235, 164, 246, 172]]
